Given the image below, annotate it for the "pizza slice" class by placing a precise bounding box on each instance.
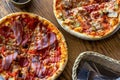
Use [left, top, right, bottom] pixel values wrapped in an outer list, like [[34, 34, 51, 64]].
[[27, 18, 67, 79]]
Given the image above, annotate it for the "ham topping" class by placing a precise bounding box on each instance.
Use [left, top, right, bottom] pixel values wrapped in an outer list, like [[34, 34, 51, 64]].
[[2, 52, 18, 70], [21, 34, 30, 48], [12, 16, 39, 47], [12, 20, 23, 45], [36, 32, 57, 50], [84, 4, 99, 13]]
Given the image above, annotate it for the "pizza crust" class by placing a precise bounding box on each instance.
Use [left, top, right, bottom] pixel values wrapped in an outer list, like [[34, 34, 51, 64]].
[[0, 12, 68, 80], [53, 0, 120, 40]]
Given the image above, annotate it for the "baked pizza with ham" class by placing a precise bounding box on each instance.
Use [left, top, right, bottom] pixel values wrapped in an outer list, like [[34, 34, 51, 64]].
[[0, 12, 68, 80], [54, 0, 120, 40]]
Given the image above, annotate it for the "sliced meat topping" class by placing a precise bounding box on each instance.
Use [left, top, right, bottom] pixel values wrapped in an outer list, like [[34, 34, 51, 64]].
[[2, 51, 18, 70], [83, 4, 99, 13], [21, 33, 30, 48], [36, 32, 57, 50], [12, 20, 23, 46], [12, 15, 39, 46]]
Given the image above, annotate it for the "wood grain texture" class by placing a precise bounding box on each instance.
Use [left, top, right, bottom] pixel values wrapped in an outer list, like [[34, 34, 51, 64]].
[[0, 0, 120, 80]]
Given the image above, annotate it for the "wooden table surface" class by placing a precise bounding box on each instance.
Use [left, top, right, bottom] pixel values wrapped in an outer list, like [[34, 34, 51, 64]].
[[0, 0, 120, 80]]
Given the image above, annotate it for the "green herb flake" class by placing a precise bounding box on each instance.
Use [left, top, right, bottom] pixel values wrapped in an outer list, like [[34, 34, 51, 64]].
[[77, 2, 81, 7], [69, 16, 74, 19], [75, 22, 80, 27], [115, 4, 119, 10], [99, 10, 104, 16], [92, 26, 96, 31]]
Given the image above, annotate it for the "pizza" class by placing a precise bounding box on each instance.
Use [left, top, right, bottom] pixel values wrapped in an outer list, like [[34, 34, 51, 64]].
[[0, 12, 68, 80], [54, 0, 120, 40]]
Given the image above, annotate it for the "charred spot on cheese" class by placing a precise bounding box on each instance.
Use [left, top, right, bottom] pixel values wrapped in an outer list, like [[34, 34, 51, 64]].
[[18, 70, 23, 78], [0, 54, 2, 59], [0, 36, 3, 44], [22, 43, 29, 49]]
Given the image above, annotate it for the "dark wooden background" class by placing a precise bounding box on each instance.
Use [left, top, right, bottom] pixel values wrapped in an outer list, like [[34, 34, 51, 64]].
[[0, 0, 120, 80]]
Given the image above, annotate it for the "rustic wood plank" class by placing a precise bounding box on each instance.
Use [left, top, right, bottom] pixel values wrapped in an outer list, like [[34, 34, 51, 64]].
[[0, 0, 120, 80]]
